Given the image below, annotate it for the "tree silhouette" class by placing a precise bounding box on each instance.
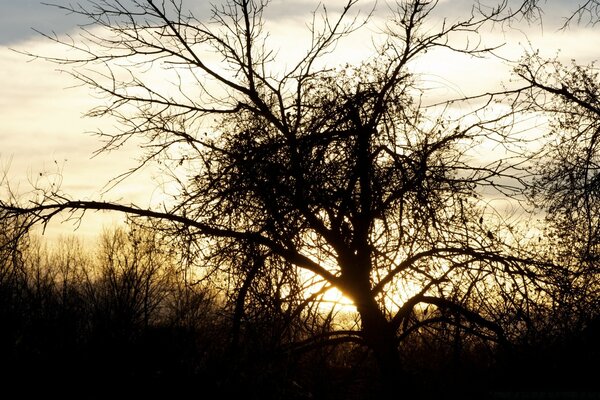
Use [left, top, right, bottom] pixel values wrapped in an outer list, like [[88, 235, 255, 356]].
[[1, 0, 570, 395], [516, 53, 600, 330]]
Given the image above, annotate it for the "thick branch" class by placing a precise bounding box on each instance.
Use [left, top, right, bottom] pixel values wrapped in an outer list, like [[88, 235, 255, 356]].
[[1, 200, 340, 286]]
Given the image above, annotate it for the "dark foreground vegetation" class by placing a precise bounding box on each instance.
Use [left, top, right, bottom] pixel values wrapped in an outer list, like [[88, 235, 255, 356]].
[[1, 225, 599, 399]]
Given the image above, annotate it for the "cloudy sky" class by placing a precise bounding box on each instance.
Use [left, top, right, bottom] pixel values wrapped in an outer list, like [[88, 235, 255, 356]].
[[1, 0, 599, 242]]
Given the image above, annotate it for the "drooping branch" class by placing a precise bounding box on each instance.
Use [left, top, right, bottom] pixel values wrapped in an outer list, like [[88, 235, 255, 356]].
[[0, 200, 341, 286], [419, 296, 508, 344], [391, 293, 508, 345], [372, 246, 549, 296]]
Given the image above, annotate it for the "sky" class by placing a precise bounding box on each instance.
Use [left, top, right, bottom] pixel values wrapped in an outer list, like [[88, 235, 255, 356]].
[[1, 0, 599, 243]]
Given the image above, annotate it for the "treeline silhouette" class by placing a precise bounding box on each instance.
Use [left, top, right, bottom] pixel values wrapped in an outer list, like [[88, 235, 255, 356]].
[[0, 225, 360, 398], [1, 223, 598, 398]]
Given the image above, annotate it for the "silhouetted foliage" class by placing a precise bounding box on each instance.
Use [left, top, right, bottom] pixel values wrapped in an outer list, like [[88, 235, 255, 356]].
[[516, 53, 600, 328]]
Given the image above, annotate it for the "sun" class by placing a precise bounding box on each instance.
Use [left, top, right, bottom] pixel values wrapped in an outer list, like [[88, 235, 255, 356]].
[[318, 286, 356, 313]]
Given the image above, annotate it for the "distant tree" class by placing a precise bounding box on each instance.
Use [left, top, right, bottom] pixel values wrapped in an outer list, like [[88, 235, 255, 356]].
[[515, 53, 600, 330], [496, 2, 600, 388], [91, 226, 174, 330], [1, 0, 563, 394]]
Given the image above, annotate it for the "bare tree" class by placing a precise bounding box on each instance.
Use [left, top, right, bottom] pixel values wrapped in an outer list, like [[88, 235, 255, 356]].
[[515, 53, 600, 329], [1, 0, 556, 394]]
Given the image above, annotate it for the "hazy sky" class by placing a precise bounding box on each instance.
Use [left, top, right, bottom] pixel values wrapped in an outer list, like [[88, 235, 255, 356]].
[[1, 0, 599, 241]]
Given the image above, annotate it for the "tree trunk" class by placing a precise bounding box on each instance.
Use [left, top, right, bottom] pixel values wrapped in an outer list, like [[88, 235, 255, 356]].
[[356, 294, 409, 396]]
